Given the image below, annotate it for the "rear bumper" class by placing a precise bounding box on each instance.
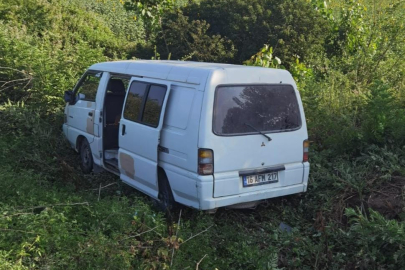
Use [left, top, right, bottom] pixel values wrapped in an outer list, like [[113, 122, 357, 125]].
[[213, 162, 305, 198], [197, 162, 310, 210], [198, 181, 307, 210]]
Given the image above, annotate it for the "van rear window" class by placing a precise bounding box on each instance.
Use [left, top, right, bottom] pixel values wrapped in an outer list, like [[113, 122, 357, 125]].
[[213, 85, 301, 135]]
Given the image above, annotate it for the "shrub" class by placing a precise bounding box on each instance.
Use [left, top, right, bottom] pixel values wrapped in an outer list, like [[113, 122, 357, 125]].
[[0, 0, 146, 106], [159, 11, 236, 62], [343, 208, 405, 268], [161, 0, 329, 64]]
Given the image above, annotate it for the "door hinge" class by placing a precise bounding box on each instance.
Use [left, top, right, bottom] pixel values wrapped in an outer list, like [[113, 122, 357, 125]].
[[99, 152, 103, 159]]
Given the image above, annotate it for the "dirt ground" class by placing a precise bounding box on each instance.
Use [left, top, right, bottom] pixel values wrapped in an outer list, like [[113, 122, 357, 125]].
[[332, 175, 405, 225], [367, 176, 405, 219]]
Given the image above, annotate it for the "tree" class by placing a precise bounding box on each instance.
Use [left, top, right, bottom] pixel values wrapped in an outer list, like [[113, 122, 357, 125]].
[[164, 0, 329, 65], [158, 11, 236, 62]]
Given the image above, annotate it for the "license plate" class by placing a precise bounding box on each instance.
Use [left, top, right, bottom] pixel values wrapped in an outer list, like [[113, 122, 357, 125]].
[[243, 172, 279, 187]]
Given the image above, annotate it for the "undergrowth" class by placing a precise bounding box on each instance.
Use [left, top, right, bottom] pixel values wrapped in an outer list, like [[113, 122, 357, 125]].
[[0, 101, 404, 269], [0, 0, 404, 269]]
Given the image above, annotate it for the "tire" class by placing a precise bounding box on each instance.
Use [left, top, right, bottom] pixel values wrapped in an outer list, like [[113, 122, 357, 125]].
[[80, 139, 93, 174], [158, 174, 176, 214]]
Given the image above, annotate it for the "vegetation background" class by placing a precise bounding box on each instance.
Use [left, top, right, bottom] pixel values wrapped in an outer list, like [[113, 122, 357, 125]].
[[0, 0, 404, 269]]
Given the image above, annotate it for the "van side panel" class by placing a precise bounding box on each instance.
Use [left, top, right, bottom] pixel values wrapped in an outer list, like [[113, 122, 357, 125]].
[[159, 85, 204, 208]]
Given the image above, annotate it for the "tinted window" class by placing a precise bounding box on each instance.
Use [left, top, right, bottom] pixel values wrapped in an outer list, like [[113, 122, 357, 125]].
[[213, 85, 301, 135], [75, 72, 103, 102], [142, 85, 167, 127], [123, 81, 148, 121]]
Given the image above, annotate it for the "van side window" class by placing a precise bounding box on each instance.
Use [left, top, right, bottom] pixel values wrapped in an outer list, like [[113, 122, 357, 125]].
[[123, 81, 167, 127], [75, 72, 103, 102], [123, 81, 148, 122], [142, 85, 167, 127]]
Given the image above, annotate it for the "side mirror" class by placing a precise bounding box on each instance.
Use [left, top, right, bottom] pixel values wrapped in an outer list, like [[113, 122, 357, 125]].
[[64, 90, 74, 103]]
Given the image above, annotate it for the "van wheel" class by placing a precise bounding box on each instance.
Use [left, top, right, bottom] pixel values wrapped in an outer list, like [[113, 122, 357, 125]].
[[80, 139, 93, 174], [158, 175, 176, 214]]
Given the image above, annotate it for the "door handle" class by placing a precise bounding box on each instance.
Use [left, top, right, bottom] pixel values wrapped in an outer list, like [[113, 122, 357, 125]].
[[88, 112, 93, 116], [158, 145, 169, 153], [122, 124, 126, 135]]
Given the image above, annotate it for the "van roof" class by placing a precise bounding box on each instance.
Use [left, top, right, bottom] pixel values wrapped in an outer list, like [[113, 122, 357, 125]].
[[90, 60, 264, 71], [89, 60, 292, 86]]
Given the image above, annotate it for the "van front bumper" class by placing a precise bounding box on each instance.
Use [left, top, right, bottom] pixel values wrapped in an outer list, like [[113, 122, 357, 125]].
[[198, 181, 307, 210]]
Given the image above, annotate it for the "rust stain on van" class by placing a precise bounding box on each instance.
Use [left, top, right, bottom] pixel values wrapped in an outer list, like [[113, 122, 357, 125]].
[[120, 152, 135, 179], [86, 110, 94, 134], [86, 102, 93, 108]]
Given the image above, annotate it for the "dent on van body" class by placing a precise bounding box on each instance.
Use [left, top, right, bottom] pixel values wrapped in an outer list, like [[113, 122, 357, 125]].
[[86, 110, 95, 134], [119, 152, 135, 179]]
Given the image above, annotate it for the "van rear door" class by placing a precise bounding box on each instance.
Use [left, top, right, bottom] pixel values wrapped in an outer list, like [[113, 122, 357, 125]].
[[211, 84, 307, 198]]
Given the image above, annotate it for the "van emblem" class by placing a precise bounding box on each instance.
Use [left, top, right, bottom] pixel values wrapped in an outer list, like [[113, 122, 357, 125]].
[[261, 142, 266, 147]]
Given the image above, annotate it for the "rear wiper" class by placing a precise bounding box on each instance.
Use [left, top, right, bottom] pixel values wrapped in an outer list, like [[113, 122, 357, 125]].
[[244, 123, 272, 141]]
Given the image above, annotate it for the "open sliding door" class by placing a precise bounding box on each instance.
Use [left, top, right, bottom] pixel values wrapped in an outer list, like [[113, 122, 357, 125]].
[[118, 78, 171, 198]]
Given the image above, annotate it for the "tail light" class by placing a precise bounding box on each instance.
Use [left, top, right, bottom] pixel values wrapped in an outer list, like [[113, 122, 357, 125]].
[[198, 149, 214, 175], [303, 140, 309, 162]]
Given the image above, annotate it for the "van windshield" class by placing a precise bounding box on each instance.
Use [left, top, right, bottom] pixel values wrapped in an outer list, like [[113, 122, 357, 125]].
[[213, 85, 302, 135]]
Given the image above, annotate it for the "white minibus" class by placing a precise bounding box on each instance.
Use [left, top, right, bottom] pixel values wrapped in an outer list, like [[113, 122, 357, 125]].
[[63, 60, 310, 211]]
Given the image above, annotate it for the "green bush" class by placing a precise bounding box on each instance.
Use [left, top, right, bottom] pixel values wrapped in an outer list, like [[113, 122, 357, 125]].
[[295, 0, 405, 154], [0, 0, 404, 269], [159, 11, 236, 62], [0, 0, 146, 106], [160, 0, 329, 64], [342, 208, 405, 268], [71, 0, 146, 43]]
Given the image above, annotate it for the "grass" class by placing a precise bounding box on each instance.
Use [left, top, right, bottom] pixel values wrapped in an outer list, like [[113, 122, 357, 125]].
[[1, 0, 404, 268], [0, 104, 404, 269]]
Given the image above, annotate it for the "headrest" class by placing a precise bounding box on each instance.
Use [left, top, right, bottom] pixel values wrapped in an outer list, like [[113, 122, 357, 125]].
[[107, 79, 125, 93]]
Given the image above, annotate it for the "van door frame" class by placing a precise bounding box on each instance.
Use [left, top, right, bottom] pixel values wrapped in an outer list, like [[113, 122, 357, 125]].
[[65, 70, 108, 167], [98, 72, 132, 172]]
